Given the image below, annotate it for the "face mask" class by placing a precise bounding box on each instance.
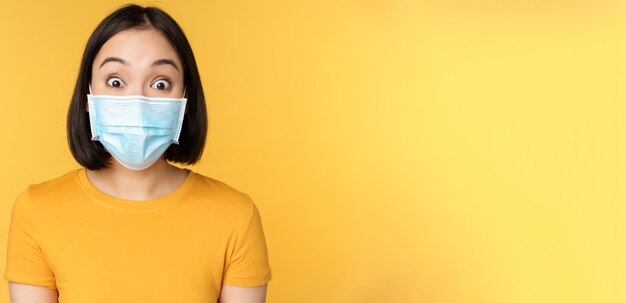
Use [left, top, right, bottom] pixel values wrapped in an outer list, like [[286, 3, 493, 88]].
[[87, 86, 187, 170]]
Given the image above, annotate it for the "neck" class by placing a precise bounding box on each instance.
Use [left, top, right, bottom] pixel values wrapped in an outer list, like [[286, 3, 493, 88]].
[[86, 158, 189, 201]]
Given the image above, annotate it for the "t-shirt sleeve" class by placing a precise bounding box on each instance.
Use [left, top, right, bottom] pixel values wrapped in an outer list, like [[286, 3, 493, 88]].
[[222, 195, 272, 287], [4, 188, 57, 289]]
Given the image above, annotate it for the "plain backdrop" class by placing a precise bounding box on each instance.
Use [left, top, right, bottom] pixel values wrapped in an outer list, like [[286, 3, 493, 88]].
[[0, 0, 624, 302]]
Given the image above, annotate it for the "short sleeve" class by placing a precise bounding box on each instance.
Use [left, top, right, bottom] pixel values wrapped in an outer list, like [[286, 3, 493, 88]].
[[4, 188, 57, 289], [222, 196, 272, 287]]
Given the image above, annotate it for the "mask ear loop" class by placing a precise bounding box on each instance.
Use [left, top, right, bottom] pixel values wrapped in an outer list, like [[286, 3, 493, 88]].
[[182, 86, 188, 115], [88, 83, 93, 95]]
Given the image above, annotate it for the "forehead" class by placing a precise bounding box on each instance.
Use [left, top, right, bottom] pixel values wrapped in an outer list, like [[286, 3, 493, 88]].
[[93, 28, 181, 68]]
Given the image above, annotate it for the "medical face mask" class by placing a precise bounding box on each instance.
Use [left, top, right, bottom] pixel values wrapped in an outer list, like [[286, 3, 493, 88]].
[[87, 87, 187, 170]]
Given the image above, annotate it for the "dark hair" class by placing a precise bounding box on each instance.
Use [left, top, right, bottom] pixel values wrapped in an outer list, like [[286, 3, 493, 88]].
[[67, 4, 207, 170]]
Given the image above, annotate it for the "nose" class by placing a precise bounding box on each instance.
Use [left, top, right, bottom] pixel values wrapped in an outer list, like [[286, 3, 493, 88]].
[[127, 85, 146, 96]]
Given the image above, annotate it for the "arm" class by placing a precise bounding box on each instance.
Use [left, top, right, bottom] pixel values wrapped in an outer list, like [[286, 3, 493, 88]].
[[8, 282, 58, 303], [218, 284, 267, 303]]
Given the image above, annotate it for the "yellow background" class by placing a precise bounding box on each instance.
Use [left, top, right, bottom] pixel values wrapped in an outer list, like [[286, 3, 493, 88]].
[[0, 0, 623, 302]]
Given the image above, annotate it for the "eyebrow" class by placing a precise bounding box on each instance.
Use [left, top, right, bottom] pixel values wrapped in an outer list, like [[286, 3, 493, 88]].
[[151, 59, 179, 71], [99, 57, 129, 69], [98, 57, 180, 71]]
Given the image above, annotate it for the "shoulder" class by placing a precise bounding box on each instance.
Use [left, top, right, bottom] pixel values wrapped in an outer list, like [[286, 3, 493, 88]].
[[17, 169, 82, 202], [11, 169, 83, 218], [187, 171, 256, 217]]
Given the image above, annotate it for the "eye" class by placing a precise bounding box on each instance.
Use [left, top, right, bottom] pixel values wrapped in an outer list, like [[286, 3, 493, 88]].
[[106, 77, 126, 88], [151, 79, 171, 90]]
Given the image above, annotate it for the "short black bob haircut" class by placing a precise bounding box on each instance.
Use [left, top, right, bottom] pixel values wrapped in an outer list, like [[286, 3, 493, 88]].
[[67, 4, 207, 170]]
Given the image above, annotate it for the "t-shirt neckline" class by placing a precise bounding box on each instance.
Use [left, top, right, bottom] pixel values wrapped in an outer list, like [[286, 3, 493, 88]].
[[76, 168, 197, 211]]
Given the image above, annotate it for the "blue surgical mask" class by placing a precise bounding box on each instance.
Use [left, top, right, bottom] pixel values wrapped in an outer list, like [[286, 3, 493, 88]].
[[87, 86, 187, 170]]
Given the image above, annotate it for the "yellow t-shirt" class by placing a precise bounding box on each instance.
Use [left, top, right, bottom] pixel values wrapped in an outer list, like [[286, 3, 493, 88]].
[[4, 168, 271, 302]]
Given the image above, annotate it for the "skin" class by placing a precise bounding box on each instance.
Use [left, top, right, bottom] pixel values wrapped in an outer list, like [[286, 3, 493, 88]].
[[8, 28, 267, 303]]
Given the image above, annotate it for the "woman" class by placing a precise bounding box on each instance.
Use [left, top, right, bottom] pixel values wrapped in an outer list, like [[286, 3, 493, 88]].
[[4, 4, 271, 303]]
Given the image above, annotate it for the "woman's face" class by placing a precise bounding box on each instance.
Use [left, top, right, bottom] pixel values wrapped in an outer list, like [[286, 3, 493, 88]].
[[90, 28, 184, 98]]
